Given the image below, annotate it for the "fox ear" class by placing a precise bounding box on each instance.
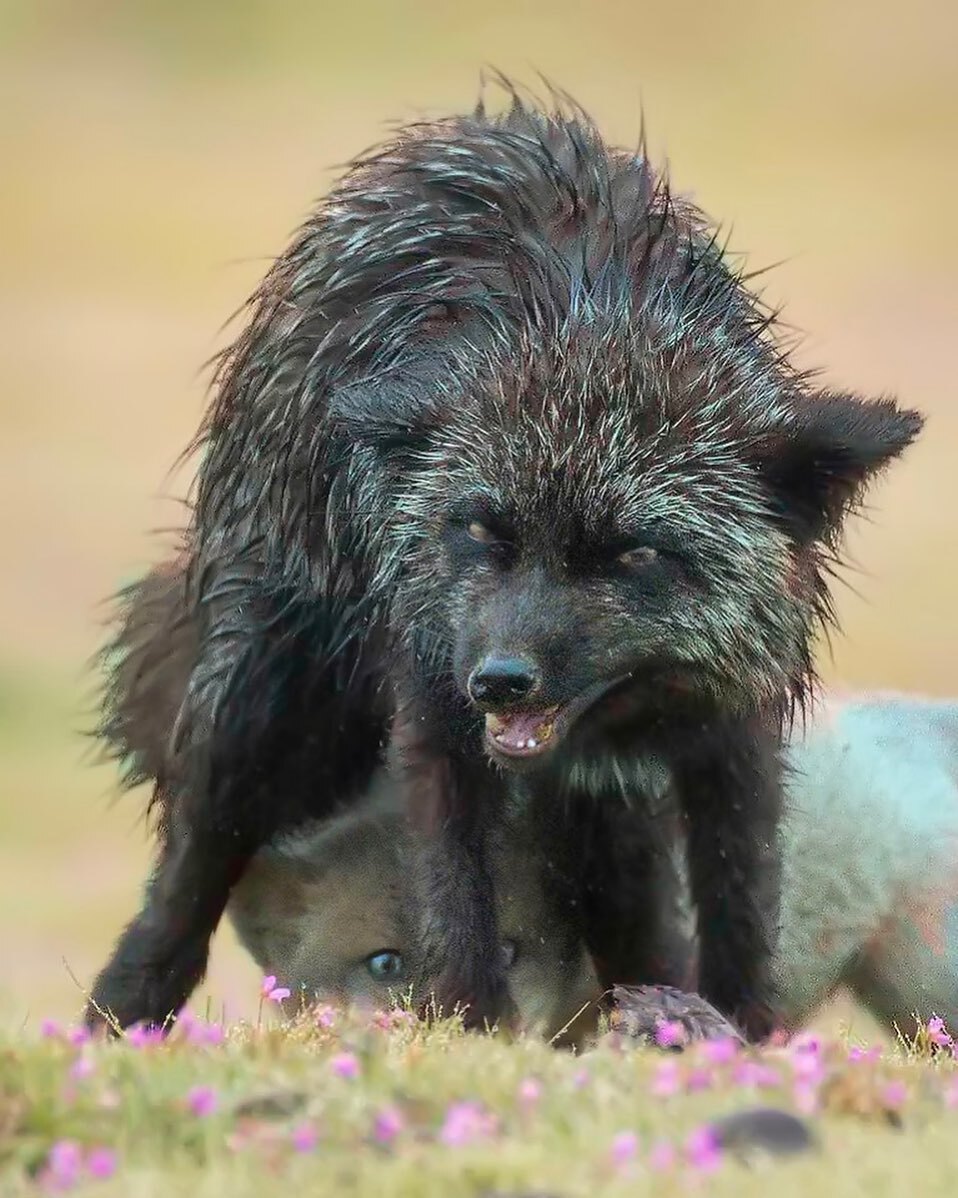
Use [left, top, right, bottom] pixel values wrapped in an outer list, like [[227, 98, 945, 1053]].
[[750, 390, 924, 543]]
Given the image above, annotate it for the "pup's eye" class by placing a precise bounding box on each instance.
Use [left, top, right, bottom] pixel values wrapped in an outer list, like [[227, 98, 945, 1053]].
[[617, 546, 658, 568], [467, 520, 503, 545], [365, 950, 404, 982], [500, 939, 519, 969]]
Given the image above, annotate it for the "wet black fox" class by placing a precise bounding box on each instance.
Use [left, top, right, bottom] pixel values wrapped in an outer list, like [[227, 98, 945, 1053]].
[[86, 82, 922, 1040]]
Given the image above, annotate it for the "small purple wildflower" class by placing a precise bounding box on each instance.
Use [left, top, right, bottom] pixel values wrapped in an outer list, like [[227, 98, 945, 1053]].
[[685, 1125, 722, 1173], [610, 1130, 638, 1167], [43, 1140, 82, 1190], [685, 1067, 713, 1093], [40, 1019, 62, 1040], [67, 1027, 91, 1048], [793, 1081, 820, 1115], [86, 1147, 117, 1180], [372, 1008, 415, 1031], [291, 1123, 318, 1153], [125, 1024, 164, 1049], [517, 1078, 542, 1108], [654, 1019, 686, 1049], [187, 1085, 218, 1117], [882, 1080, 908, 1110], [330, 1052, 360, 1080], [650, 1059, 681, 1097], [848, 1044, 882, 1063], [571, 1068, 590, 1090], [700, 1036, 739, 1066], [927, 1016, 953, 1048], [315, 1005, 337, 1029], [732, 1060, 781, 1089], [69, 1054, 95, 1081], [438, 1100, 498, 1146], [790, 1051, 826, 1085], [261, 974, 291, 1003], [373, 1106, 405, 1144]]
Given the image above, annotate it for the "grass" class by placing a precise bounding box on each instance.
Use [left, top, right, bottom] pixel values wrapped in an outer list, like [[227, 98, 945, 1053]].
[[3, 997, 958, 1196]]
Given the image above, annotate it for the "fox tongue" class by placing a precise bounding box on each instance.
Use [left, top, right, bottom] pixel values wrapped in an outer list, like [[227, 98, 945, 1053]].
[[485, 709, 557, 752]]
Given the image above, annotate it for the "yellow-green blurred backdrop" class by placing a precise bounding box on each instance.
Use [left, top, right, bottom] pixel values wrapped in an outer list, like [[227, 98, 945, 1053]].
[[1, 0, 955, 1028]]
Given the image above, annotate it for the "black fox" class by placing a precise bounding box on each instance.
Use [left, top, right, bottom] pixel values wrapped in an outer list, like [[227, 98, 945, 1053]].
[[86, 83, 922, 1040], [100, 564, 958, 1042]]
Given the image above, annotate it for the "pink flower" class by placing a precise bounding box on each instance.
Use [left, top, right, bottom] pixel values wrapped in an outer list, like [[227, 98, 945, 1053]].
[[649, 1140, 676, 1171], [330, 1052, 360, 1080], [651, 1059, 681, 1097], [654, 1019, 686, 1049], [261, 974, 291, 1003], [732, 1060, 781, 1089], [42, 1140, 82, 1190], [848, 1044, 882, 1063], [372, 1008, 415, 1031], [517, 1078, 542, 1107], [700, 1036, 739, 1066], [315, 1005, 337, 1029], [69, 1055, 95, 1081], [944, 1080, 958, 1109], [882, 1080, 908, 1110], [571, 1068, 590, 1090], [610, 1130, 638, 1167], [438, 1101, 498, 1146], [186, 1085, 218, 1117], [685, 1067, 713, 1093], [67, 1028, 91, 1048], [40, 1019, 62, 1040], [927, 1016, 953, 1048], [685, 1125, 722, 1173], [793, 1081, 820, 1115], [125, 1024, 164, 1049], [373, 1106, 404, 1144], [791, 1033, 822, 1056], [200, 1022, 225, 1046], [291, 1123, 318, 1153], [86, 1147, 117, 1180], [790, 1052, 826, 1085]]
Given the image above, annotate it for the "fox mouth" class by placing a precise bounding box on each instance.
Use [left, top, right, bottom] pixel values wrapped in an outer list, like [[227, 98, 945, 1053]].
[[483, 676, 631, 763]]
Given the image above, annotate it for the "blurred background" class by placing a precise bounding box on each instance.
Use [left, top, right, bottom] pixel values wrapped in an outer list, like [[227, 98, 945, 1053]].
[[1, 0, 955, 1030]]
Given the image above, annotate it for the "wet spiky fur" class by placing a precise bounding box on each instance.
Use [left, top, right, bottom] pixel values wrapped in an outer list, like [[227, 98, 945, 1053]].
[[86, 80, 923, 1039]]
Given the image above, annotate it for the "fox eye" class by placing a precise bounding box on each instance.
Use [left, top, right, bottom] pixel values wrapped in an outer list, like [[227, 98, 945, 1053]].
[[365, 950, 404, 982], [467, 520, 503, 545], [617, 545, 658, 568]]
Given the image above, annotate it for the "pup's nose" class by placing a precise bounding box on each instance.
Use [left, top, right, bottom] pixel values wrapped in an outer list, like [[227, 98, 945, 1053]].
[[467, 657, 540, 710]]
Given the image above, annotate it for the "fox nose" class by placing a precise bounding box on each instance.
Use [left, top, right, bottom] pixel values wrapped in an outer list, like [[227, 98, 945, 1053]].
[[467, 657, 540, 710]]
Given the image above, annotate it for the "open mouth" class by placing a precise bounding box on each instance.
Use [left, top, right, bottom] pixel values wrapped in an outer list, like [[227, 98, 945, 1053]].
[[483, 675, 633, 762], [485, 706, 563, 758]]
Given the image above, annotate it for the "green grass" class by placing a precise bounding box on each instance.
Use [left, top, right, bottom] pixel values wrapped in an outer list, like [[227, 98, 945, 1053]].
[[3, 1004, 957, 1197]]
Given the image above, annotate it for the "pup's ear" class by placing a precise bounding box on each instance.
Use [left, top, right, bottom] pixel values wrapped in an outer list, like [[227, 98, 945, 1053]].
[[750, 389, 924, 543]]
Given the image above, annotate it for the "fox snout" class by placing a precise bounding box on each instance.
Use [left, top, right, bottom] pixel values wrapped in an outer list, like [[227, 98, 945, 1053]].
[[466, 656, 542, 712]]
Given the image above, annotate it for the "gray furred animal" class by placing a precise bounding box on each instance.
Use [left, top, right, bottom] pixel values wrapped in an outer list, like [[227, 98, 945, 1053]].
[[227, 691, 958, 1040], [86, 80, 923, 1041]]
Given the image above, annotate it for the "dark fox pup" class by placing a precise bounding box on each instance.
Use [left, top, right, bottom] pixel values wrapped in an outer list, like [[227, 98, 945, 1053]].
[[87, 82, 922, 1041]]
